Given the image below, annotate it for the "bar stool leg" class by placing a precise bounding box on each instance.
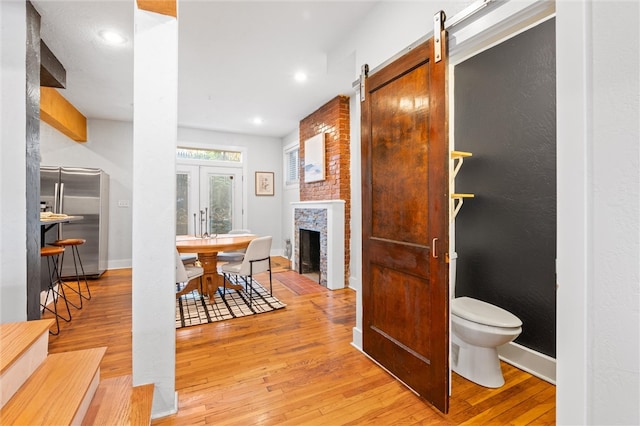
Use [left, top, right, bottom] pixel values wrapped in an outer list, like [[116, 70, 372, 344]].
[[41, 248, 72, 335], [72, 244, 91, 301], [53, 239, 91, 309], [55, 249, 81, 310]]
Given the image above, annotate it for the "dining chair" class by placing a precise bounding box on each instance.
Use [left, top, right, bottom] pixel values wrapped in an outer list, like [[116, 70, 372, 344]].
[[180, 253, 198, 265], [175, 249, 204, 297], [220, 235, 272, 306], [217, 229, 252, 263]]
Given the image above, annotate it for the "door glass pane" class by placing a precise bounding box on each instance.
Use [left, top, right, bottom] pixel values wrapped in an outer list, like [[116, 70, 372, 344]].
[[208, 175, 233, 234], [176, 173, 189, 235]]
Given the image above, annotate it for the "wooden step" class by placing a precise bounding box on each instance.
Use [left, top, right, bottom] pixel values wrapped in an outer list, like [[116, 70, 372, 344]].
[[0, 319, 54, 408], [82, 375, 154, 426], [1, 347, 106, 425]]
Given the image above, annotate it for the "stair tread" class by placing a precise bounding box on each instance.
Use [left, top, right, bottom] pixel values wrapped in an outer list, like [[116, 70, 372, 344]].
[[1, 347, 107, 425], [82, 375, 154, 426], [0, 319, 54, 375]]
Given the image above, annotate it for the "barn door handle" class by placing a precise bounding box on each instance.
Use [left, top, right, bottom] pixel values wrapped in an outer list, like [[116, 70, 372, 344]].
[[432, 238, 438, 258]]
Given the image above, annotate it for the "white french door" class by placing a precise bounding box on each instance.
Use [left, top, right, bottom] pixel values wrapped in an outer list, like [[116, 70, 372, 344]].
[[176, 164, 243, 236]]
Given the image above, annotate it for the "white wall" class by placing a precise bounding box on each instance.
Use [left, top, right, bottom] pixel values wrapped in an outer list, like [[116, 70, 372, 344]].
[[178, 127, 283, 253], [0, 0, 28, 323], [587, 2, 640, 420], [41, 119, 133, 269], [39, 119, 286, 270], [556, 1, 639, 424], [281, 129, 300, 260], [348, 93, 363, 348], [333, 1, 471, 82], [131, 7, 178, 417]]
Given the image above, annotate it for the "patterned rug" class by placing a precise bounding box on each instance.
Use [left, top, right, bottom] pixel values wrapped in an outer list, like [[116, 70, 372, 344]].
[[175, 275, 286, 329]]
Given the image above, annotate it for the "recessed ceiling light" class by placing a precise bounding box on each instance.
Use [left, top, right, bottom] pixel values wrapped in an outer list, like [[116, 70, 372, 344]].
[[99, 30, 126, 45], [252, 117, 263, 125], [294, 71, 307, 83]]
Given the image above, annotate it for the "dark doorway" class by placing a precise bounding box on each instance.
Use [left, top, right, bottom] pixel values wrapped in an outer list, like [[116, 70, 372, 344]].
[[298, 229, 320, 283], [454, 18, 556, 358]]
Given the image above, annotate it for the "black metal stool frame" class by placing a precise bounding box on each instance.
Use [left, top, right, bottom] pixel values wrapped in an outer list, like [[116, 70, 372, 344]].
[[54, 241, 91, 309], [41, 248, 72, 335]]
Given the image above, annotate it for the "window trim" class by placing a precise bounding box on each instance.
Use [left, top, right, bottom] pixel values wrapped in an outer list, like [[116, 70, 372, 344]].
[[283, 141, 300, 189]]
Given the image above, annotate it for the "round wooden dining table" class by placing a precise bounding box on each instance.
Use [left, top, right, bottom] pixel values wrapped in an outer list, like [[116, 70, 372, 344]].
[[175, 234, 255, 299]]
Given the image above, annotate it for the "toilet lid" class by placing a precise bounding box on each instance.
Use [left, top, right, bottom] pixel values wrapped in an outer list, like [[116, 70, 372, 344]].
[[452, 297, 522, 328]]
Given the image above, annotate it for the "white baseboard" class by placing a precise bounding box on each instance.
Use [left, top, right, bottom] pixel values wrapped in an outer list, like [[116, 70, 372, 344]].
[[150, 391, 178, 419], [40, 287, 57, 307], [352, 327, 363, 350], [107, 259, 132, 270], [348, 276, 359, 292], [350, 274, 362, 349], [498, 341, 556, 384]]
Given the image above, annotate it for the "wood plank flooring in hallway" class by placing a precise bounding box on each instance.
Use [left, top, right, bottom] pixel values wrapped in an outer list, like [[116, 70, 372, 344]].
[[46, 261, 555, 425]]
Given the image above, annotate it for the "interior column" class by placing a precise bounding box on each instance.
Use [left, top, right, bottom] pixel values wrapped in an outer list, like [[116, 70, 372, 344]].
[[132, 1, 178, 418]]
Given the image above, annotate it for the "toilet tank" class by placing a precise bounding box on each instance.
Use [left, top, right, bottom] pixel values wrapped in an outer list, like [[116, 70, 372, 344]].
[[450, 251, 458, 297]]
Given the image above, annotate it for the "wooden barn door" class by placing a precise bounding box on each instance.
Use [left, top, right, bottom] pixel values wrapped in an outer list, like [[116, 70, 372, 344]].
[[360, 28, 449, 412]]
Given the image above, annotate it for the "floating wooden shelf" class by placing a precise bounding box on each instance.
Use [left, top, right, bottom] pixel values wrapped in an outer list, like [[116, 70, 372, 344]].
[[451, 194, 475, 219], [451, 151, 474, 220], [451, 150, 472, 158], [451, 151, 472, 179]]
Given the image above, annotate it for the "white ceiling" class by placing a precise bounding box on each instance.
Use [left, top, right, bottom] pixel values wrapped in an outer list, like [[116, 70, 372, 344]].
[[32, 0, 379, 138]]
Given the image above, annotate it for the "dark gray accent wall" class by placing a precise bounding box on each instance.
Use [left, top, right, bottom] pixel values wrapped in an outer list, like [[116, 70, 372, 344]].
[[26, 2, 42, 320], [454, 18, 556, 357]]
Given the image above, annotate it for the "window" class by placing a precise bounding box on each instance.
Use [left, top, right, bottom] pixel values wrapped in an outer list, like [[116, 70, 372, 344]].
[[176, 145, 245, 235], [177, 147, 241, 162], [284, 145, 299, 186]]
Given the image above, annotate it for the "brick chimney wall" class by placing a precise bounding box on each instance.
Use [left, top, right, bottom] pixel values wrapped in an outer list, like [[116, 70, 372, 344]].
[[299, 95, 351, 284]]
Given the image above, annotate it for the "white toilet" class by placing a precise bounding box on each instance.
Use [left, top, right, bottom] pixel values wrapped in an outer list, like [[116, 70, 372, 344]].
[[450, 254, 523, 388]]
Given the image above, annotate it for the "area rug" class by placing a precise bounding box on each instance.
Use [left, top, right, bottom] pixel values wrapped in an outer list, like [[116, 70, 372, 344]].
[[176, 276, 286, 329]]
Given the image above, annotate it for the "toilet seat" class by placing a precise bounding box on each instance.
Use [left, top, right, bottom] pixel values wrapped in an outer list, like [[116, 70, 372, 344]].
[[452, 297, 522, 328]]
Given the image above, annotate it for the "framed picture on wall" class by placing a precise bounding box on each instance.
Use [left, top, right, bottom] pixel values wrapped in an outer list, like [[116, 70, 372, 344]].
[[255, 171, 274, 196], [304, 133, 326, 183]]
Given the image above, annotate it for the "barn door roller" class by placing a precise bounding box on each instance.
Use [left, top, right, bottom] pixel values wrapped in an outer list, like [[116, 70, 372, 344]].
[[434, 10, 445, 63], [352, 0, 495, 86], [360, 64, 369, 103]]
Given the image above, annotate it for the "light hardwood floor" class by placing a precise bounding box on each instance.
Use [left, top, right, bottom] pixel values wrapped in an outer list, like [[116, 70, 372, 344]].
[[46, 262, 555, 425]]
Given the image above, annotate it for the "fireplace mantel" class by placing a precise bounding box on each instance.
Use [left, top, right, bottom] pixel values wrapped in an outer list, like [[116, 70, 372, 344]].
[[291, 200, 345, 290]]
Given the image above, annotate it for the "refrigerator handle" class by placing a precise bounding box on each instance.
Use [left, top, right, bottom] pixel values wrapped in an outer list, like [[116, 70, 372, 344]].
[[54, 182, 60, 213], [59, 182, 65, 213], [58, 182, 65, 240]]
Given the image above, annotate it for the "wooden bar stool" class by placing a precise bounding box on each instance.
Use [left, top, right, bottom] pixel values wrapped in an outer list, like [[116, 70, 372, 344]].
[[51, 238, 91, 309], [41, 246, 71, 335]]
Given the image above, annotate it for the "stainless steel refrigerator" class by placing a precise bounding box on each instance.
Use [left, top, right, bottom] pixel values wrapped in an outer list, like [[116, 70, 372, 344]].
[[40, 166, 109, 282]]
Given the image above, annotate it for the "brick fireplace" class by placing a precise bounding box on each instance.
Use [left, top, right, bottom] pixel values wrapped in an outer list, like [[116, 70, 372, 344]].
[[294, 95, 351, 289]]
